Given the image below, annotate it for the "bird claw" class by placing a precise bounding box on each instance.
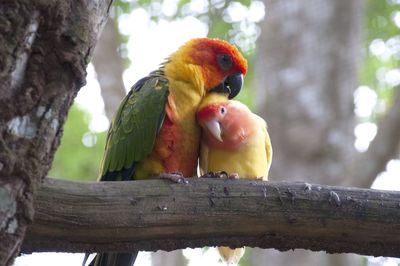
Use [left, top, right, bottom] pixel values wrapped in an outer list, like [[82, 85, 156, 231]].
[[158, 172, 188, 184], [228, 173, 240, 179], [200, 171, 229, 179]]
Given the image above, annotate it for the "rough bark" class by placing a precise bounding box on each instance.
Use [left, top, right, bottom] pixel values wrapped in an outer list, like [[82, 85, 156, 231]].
[[22, 178, 400, 258], [254, 0, 364, 265], [92, 18, 126, 120], [0, 1, 112, 265]]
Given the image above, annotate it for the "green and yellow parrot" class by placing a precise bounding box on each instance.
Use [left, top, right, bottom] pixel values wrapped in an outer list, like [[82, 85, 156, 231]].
[[86, 38, 247, 266], [196, 93, 273, 265]]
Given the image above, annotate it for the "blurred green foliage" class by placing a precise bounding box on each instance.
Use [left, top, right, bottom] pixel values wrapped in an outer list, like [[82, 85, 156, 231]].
[[49, 105, 106, 181], [360, 0, 400, 104]]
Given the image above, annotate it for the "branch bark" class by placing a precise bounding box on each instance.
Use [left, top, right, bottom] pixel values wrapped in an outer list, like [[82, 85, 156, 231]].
[[23, 178, 400, 257]]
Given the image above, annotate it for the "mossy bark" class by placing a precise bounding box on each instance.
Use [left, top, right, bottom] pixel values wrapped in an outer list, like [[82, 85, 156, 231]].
[[0, 1, 112, 265]]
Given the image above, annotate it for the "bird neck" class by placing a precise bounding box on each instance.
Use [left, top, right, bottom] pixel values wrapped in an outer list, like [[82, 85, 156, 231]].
[[164, 60, 205, 123]]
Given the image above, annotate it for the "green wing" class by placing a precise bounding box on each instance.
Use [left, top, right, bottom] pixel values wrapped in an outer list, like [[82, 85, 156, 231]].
[[99, 71, 169, 181]]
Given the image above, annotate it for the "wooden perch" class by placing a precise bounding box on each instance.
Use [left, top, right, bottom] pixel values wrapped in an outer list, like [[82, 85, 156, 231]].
[[22, 178, 400, 257]]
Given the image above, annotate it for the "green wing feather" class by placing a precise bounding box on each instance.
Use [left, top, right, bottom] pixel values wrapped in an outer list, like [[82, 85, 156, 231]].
[[99, 70, 169, 181]]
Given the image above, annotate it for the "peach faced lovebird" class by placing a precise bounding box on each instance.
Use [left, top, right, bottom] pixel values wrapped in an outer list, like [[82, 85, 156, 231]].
[[85, 38, 248, 266], [197, 93, 273, 265]]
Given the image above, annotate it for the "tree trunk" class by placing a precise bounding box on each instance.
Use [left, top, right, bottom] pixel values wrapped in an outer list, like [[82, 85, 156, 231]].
[[92, 18, 126, 120], [256, 0, 362, 185], [0, 1, 112, 265], [253, 0, 363, 265]]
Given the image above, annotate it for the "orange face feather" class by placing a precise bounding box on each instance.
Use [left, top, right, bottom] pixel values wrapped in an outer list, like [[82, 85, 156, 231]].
[[189, 38, 247, 74], [177, 38, 248, 91]]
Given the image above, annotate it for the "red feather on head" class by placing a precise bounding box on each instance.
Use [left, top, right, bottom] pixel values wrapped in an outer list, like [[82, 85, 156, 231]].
[[185, 38, 248, 90]]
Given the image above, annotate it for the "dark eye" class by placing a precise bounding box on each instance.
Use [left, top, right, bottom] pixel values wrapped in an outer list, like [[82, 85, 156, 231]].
[[220, 106, 226, 115], [217, 54, 232, 71]]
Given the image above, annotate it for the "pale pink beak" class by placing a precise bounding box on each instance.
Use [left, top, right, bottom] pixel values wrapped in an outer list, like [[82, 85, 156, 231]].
[[205, 120, 223, 142]]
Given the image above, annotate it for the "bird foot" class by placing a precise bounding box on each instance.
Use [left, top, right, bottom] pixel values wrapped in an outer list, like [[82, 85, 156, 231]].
[[228, 173, 240, 179], [200, 171, 229, 179], [158, 172, 188, 184]]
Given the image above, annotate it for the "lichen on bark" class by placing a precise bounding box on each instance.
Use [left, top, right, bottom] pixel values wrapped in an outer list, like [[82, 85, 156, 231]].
[[0, 0, 112, 265]]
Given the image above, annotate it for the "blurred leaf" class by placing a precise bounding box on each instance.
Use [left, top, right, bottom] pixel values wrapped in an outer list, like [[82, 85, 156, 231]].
[[49, 105, 106, 181], [238, 0, 251, 7], [137, 0, 153, 6], [359, 0, 400, 118], [177, 0, 191, 10], [114, 0, 131, 14]]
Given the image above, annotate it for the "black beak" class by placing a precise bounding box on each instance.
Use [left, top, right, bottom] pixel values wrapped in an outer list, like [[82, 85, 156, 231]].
[[210, 73, 243, 99]]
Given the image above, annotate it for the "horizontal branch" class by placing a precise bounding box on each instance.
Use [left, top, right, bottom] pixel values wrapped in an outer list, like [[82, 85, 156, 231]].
[[23, 178, 400, 257]]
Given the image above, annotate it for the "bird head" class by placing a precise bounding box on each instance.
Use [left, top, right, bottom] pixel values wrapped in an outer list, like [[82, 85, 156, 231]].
[[197, 93, 229, 142], [197, 93, 253, 150], [172, 38, 248, 99]]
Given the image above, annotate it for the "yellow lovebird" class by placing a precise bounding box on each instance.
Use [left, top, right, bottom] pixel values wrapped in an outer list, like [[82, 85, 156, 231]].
[[197, 93, 273, 264]]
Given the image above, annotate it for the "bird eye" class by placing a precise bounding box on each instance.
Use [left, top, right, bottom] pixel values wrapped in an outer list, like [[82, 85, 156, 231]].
[[220, 107, 226, 115], [217, 54, 232, 71]]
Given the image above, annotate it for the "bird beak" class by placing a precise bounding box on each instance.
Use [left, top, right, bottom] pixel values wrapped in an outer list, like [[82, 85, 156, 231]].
[[205, 120, 223, 142], [210, 73, 243, 99]]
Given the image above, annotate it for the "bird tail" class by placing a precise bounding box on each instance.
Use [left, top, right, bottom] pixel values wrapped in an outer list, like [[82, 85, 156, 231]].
[[217, 246, 245, 265], [83, 252, 138, 266]]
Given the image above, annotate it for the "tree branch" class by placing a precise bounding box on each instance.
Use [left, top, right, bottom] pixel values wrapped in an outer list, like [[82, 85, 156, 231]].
[[23, 178, 400, 257], [350, 86, 400, 188]]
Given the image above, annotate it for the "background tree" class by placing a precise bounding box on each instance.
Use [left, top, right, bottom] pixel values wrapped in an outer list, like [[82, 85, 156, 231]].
[[252, 0, 362, 265], [252, 1, 400, 266]]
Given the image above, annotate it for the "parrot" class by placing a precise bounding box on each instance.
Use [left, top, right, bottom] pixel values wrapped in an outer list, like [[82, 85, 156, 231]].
[[196, 93, 273, 265], [85, 38, 248, 266]]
